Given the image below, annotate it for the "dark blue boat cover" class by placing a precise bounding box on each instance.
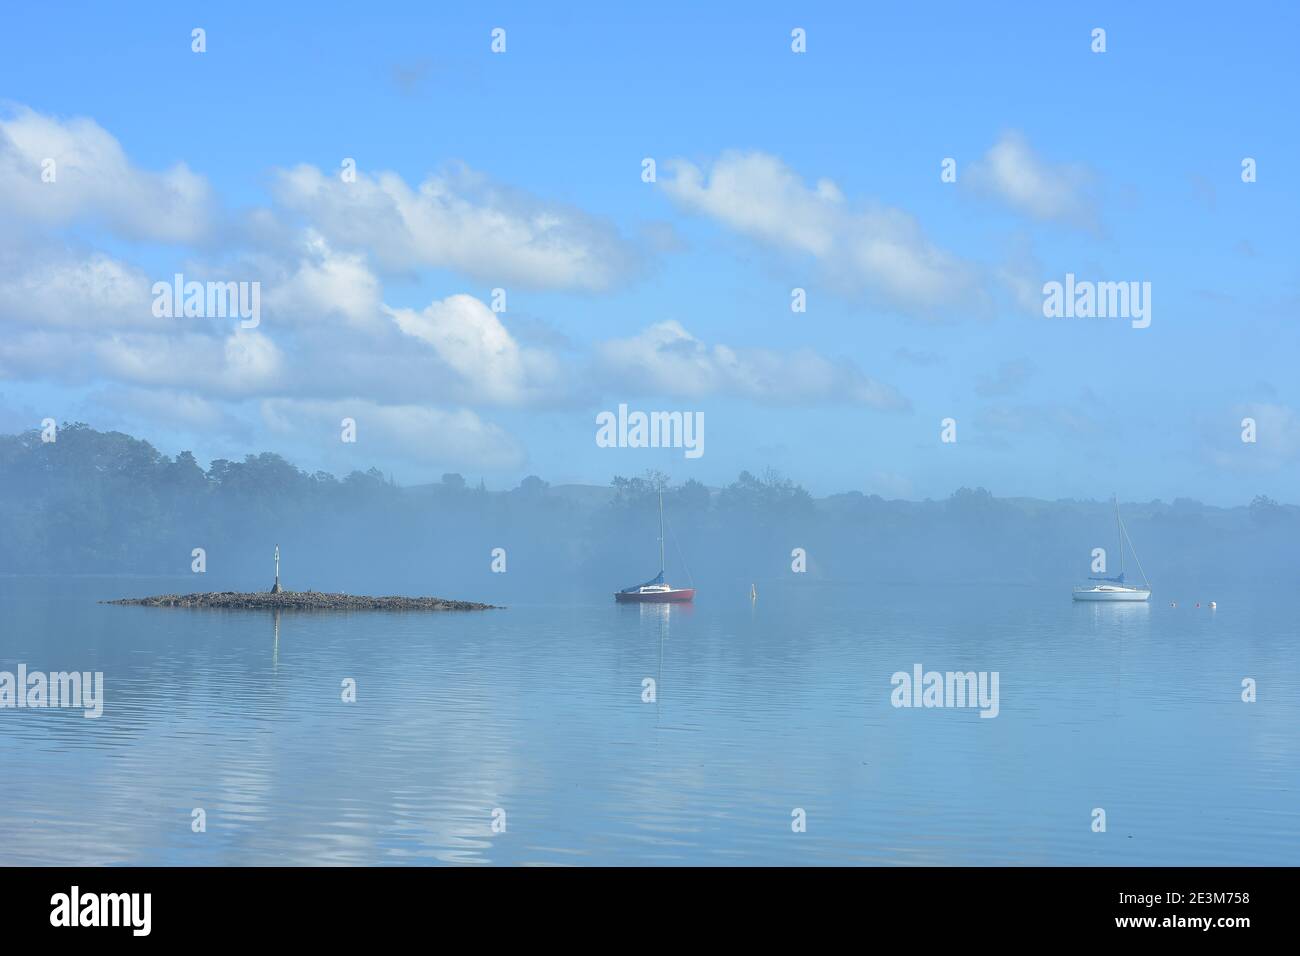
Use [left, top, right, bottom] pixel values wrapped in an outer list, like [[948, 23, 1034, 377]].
[[620, 571, 665, 592]]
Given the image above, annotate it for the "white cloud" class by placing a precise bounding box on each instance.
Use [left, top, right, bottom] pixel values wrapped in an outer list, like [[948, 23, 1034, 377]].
[[0, 245, 158, 329], [272, 162, 639, 290], [662, 152, 841, 256], [2, 107, 951, 475], [996, 258, 1047, 315], [92, 386, 238, 431], [94, 329, 283, 396], [966, 131, 1096, 229], [260, 398, 525, 470], [596, 320, 908, 410], [0, 107, 212, 243], [1211, 403, 1300, 471], [260, 231, 384, 331], [660, 151, 982, 317], [0, 239, 553, 418], [385, 293, 562, 405], [0, 327, 95, 380]]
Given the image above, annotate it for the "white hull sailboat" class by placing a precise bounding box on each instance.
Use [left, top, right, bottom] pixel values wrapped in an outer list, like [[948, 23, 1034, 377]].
[[1073, 497, 1151, 602], [1072, 583, 1150, 602]]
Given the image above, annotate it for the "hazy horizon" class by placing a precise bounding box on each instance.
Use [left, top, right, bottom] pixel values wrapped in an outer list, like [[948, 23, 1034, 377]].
[[2, 4, 1297, 509], [3, 420, 1296, 509]]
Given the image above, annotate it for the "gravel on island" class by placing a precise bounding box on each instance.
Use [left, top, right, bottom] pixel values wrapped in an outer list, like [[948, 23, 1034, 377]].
[[104, 591, 498, 611]]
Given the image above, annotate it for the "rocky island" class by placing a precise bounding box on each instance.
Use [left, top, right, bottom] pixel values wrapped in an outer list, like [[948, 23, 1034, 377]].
[[105, 545, 497, 611], [105, 591, 497, 611]]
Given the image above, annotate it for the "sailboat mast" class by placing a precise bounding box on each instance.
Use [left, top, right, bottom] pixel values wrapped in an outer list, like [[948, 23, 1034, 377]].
[[658, 488, 666, 576], [1117, 504, 1151, 590], [1114, 495, 1124, 578]]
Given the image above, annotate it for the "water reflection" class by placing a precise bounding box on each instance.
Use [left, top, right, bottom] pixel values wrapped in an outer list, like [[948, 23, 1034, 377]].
[[1076, 599, 1151, 622], [0, 578, 1295, 866]]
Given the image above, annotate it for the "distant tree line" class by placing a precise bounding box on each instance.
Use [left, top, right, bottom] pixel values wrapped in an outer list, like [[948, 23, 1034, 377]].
[[0, 424, 1294, 599]]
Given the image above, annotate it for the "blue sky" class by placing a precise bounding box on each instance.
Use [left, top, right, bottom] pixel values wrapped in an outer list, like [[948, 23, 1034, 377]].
[[1, 1, 1296, 503]]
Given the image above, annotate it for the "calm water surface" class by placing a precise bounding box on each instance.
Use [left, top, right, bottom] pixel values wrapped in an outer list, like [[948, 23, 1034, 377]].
[[1, 577, 1296, 865]]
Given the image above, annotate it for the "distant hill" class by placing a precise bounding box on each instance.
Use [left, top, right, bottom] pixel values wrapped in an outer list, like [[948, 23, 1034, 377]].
[[1, 424, 1295, 601]]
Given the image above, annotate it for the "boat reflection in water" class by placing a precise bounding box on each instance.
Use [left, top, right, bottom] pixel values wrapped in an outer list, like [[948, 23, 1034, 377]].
[[1077, 597, 1151, 619], [628, 599, 698, 733]]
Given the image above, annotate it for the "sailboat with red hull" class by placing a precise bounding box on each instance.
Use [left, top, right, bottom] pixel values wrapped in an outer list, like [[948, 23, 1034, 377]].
[[614, 489, 695, 603]]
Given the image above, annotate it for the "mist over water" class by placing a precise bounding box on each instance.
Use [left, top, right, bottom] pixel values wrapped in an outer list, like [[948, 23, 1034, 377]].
[[1, 575, 1295, 865], [2, 429, 1297, 864], [2, 426, 1297, 605]]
